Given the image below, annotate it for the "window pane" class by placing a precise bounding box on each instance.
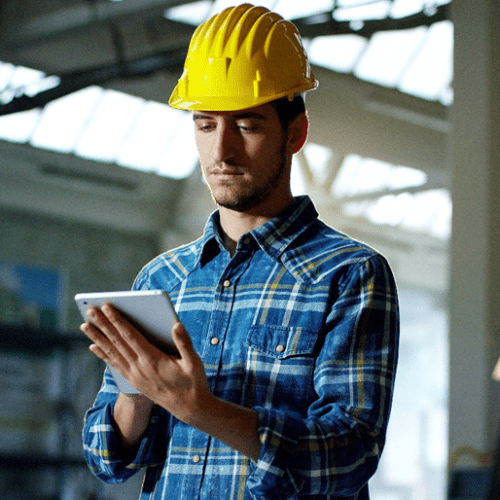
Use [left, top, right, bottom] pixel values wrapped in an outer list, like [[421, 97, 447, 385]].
[[75, 90, 144, 163], [30, 86, 103, 153]]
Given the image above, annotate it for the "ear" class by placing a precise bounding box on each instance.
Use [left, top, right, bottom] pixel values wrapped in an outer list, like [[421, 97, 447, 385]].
[[287, 113, 309, 155]]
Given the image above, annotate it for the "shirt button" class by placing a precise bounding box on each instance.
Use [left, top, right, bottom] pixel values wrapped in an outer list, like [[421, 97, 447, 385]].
[[243, 237, 251, 244], [223, 279, 231, 287], [192, 454, 201, 463], [276, 344, 285, 353], [210, 337, 219, 345]]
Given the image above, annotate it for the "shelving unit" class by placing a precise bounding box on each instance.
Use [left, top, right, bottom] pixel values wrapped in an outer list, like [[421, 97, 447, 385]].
[[0, 323, 101, 500]]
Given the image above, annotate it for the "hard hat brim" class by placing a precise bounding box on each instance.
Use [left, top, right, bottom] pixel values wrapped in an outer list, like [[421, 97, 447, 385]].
[[169, 80, 318, 112]]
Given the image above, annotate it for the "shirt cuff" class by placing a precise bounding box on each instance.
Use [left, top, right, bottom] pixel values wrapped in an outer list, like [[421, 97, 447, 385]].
[[97, 401, 164, 475]]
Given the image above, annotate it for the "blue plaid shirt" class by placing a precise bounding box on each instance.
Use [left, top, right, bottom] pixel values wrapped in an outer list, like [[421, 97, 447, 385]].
[[83, 196, 399, 500]]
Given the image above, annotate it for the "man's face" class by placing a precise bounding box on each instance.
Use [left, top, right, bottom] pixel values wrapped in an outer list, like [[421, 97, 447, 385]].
[[193, 103, 291, 213]]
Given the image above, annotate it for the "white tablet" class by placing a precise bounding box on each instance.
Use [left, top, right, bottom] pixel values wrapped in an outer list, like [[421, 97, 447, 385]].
[[75, 290, 179, 394]]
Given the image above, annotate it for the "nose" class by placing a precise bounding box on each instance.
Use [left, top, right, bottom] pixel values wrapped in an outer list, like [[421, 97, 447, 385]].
[[211, 122, 237, 164]]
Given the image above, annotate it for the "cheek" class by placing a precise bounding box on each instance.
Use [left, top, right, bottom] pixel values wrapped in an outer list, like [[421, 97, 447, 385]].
[[244, 137, 277, 162], [194, 135, 205, 160], [195, 147, 211, 173]]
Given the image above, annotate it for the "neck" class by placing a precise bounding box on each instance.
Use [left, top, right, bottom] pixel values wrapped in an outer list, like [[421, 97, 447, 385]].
[[218, 192, 295, 255]]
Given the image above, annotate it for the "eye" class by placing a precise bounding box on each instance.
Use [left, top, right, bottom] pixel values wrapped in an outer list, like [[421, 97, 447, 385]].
[[196, 122, 215, 132], [236, 121, 258, 133]]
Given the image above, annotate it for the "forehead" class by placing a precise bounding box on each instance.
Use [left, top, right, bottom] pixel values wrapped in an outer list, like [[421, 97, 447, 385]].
[[192, 102, 280, 122]]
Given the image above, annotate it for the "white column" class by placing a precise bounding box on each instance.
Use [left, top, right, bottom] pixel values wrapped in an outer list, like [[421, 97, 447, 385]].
[[448, 0, 500, 454]]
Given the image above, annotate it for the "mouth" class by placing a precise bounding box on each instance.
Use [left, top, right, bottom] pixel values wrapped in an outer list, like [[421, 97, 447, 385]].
[[209, 169, 245, 182], [211, 168, 244, 176]]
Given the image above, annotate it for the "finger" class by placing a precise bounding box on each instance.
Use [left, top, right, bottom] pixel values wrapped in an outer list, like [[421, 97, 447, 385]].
[[171, 322, 196, 363], [80, 320, 109, 346], [88, 343, 107, 360], [88, 304, 140, 359], [85, 305, 117, 336], [80, 321, 126, 365]]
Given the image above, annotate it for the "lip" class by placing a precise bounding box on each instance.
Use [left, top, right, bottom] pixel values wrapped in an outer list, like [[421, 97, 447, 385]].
[[210, 170, 245, 179], [211, 168, 244, 175]]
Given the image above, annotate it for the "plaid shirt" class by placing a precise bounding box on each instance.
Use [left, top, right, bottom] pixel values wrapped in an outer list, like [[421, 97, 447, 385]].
[[83, 196, 399, 500]]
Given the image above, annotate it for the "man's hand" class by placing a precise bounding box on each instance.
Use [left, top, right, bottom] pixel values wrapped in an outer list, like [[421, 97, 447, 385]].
[[80, 302, 212, 424]]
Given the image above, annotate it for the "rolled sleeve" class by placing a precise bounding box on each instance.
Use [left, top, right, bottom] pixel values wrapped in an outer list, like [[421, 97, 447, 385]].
[[247, 408, 303, 499], [82, 368, 168, 483], [246, 255, 399, 499]]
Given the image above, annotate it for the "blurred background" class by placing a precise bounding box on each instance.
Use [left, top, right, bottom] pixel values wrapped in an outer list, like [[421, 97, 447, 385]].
[[0, 0, 498, 498]]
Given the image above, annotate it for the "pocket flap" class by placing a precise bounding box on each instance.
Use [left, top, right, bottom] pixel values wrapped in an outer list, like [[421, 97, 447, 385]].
[[247, 325, 316, 359]]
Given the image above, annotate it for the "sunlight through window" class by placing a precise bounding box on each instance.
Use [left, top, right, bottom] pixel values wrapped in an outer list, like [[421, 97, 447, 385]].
[[117, 101, 183, 173], [157, 111, 199, 179], [165, 1, 213, 25], [274, 0, 334, 19], [343, 188, 451, 239], [75, 90, 144, 163], [0, 109, 40, 143], [334, 0, 391, 21], [332, 155, 428, 198], [354, 27, 427, 87], [309, 35, 367, 73], [398, 20, 453, 101], [30, 86, 103, 153]]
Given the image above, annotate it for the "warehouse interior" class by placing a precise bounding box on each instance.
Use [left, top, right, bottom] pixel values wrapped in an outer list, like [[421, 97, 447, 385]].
[[0, 0, 498, 499]]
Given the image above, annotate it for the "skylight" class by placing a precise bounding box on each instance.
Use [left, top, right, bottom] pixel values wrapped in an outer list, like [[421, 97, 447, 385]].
[[292, 148, 450, 240], [165, 1, 213, 25], [332, 155, 428, 198], [0, 72, 198, 179], [333, 0, 391, 21], [307, 35, 367, 73], [332, 154, 450, 239], [308, 17, 453, 104], [342, 188, 452, 239], [273, 0, 335, 19], [75, 90, 144, 163], [0, 107, 39, 143], [30, 86, 104, 153], [398, 20, 453, 102], [353, 27, 428, 87]]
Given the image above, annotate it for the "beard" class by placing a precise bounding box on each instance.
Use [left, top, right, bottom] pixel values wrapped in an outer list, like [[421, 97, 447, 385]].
[[209, 141, 289, 213]]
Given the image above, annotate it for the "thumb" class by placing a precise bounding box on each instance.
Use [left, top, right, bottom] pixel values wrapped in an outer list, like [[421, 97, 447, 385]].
[[172, 322, 195, 360]]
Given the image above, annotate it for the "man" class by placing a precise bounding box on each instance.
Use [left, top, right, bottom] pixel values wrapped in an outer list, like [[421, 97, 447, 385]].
[[81, 4, 399, 499]]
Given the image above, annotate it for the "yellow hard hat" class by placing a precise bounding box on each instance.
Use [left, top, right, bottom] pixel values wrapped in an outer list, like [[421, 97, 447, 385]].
[[168, 3, 318, 111]]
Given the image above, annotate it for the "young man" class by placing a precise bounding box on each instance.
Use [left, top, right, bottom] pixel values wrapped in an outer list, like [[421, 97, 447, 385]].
[[81, 4, 399, 499]]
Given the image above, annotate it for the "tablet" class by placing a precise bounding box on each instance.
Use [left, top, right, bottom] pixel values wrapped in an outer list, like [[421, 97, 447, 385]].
[[75, 290, 179, 394]]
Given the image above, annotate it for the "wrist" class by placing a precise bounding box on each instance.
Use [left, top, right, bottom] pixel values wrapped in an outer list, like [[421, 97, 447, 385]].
[[121, 392, 154, 406], [113, 393, 154, 449]]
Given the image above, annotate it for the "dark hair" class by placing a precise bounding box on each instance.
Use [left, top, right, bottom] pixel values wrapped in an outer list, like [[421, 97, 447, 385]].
[[271, 94, 306, 132]]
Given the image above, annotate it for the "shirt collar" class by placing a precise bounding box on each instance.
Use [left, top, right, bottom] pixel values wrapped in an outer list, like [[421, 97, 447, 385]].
[[196, 196, 318, 267]]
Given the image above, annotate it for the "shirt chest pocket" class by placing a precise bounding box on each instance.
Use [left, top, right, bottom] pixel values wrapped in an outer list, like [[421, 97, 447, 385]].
[[245, 325, 318, 411]]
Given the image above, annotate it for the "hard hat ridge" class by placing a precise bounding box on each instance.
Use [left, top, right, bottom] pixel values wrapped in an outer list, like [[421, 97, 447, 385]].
[[168, 3, 318, 111], [245, 8, 282, 59]]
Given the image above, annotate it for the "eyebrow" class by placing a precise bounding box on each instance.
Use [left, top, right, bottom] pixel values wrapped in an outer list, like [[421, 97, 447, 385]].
[[193, 112, 267, 121]]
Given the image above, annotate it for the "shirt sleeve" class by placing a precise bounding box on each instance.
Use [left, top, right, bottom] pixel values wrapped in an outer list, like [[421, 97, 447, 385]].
[[82, 367, 169, 483], [246, 254, 400, 499]]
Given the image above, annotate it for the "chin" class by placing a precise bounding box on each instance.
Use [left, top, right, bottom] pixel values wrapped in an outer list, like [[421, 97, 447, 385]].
[[215, 192, 270, 212]]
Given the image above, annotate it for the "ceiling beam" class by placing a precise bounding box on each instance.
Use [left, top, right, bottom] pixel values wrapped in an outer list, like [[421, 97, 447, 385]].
[[1, 0, 195, 49], [0, 44, 187, 115]]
